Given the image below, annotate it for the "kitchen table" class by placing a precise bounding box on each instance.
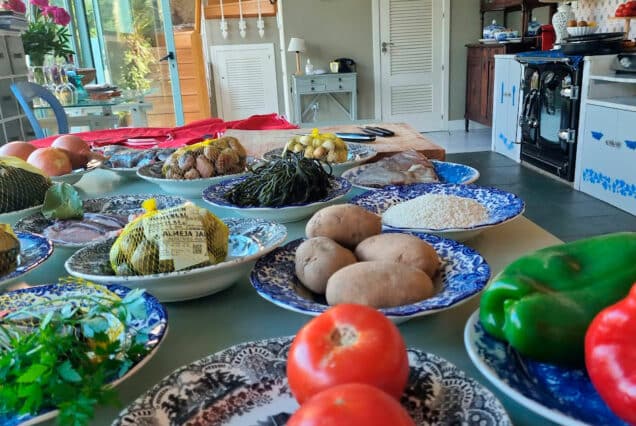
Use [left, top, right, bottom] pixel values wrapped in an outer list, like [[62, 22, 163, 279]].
[[19, 169, 562, 426]]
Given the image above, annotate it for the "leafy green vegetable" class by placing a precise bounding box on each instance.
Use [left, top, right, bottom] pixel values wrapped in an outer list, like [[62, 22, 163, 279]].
[[42, 183, 84, 220], [0, 285, 151, 425], [224, 152, 334, 207]]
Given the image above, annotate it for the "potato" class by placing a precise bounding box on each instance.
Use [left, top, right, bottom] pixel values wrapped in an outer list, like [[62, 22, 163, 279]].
[[355, 233, 441, 278], [306, 204, 382, 248], [295, 237, 357, 294], [326, 261, 435, 308]]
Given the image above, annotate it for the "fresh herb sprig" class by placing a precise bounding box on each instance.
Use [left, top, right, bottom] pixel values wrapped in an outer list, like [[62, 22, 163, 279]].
[[224, 153, 334, 207], [0, 287, 151, 426]]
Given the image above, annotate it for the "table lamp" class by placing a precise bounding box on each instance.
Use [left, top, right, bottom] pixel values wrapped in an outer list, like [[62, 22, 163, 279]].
[[288, 37, 306, 75]]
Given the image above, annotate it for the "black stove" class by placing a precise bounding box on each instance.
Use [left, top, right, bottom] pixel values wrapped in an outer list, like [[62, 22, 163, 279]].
[[515, 51, 584, 181]]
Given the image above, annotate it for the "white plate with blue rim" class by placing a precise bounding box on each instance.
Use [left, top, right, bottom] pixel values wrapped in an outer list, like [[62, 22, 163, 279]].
[[464, 310, 628, 426], [262, 142, 377, 176], [350, 183, 525, 242], [0, 231, 53, 291], [50, 167, 93, 185], [202, 176, 352, 223], [64, 218, 288, 302], [0, 205, 43, 226], [0, 281, 168, 426], [113, 336, 511, 426], [341, 160, 480, 190], [250, 230, 491, 324]]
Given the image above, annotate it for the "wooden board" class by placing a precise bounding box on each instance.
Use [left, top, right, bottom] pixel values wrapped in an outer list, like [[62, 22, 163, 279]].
[[224, 122, 446, 161], [204, 0, 277, 19]]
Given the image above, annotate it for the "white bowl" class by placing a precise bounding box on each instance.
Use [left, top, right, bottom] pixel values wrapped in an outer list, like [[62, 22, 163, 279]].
[[137, 163, 247, 198], [566, 26, 597, 37], [202, 176, 352, 223], [64, 218, 288, 302]]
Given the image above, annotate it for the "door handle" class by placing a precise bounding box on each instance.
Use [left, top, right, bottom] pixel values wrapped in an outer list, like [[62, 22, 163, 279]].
[[160, 52, 175, 61], [381, 42, 394, 53]]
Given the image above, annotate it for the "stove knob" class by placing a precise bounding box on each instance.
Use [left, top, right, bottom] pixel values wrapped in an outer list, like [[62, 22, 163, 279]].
[[619, 56, 632, 69]]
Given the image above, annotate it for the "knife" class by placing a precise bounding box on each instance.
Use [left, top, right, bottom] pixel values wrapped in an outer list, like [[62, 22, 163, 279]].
[[366, 126, 395, 137], [334, 132, 376, 143]]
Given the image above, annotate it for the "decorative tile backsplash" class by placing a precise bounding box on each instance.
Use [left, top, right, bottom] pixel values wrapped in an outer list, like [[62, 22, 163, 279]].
[[573, 0, 636, 38]]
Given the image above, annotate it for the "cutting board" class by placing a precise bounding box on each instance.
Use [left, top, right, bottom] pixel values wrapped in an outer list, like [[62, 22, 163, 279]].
[[224, 122, 446, 161]]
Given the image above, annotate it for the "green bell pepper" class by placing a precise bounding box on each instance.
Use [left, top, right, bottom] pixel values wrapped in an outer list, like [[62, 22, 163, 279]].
[[480, 232, 636, 366]]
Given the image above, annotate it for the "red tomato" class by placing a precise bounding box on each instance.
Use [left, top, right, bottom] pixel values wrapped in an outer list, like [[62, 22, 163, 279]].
[[287, 383, 415, 426], [286, 304, 409, 404]]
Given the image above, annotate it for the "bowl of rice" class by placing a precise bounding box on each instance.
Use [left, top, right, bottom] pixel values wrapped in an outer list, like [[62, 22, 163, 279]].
[[350, 183, 525, 241]]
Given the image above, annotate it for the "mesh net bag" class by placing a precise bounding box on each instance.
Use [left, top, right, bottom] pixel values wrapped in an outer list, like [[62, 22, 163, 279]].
[[161, 136, 247, 180], [0, 156, 51, 213], [283, 128, 348, 163], [109, 199, 229, 276]]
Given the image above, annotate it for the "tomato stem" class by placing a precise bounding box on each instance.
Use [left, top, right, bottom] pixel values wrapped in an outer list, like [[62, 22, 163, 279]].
[[330, 325, 358, 347]]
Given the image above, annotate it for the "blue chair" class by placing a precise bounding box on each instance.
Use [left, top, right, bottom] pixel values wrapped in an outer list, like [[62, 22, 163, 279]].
[[10, 81, 69, 139]]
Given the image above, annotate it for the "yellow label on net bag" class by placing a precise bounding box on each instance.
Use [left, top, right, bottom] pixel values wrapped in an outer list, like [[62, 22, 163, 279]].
[[142, 203, 209, 271]]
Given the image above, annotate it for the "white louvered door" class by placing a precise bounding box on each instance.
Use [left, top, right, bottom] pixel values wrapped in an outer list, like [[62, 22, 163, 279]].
[[210, 43, 279, 120], [380, 0, 444, 131]]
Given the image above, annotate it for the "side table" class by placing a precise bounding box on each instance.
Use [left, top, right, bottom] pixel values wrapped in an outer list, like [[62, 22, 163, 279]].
[[291, 73, 357, 125]]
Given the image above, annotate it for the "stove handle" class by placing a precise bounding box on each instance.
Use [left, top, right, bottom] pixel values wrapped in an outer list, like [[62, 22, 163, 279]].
[[605, 139, 622, 148]]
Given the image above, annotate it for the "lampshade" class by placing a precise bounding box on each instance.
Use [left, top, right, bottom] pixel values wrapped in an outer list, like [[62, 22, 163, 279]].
[[287, 37, 306, 53]]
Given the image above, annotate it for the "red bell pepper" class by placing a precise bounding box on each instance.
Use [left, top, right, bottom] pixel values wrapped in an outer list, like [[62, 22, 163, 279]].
[[585, 283, 636, 425]]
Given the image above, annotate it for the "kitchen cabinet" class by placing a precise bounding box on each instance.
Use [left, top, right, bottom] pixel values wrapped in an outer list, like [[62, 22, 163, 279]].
[[0, 30, 35, 144], [578, 105, 636, 215], [465, 44, 529, 130], [491, 55, 522, 162], [480, 0, 553, 37]]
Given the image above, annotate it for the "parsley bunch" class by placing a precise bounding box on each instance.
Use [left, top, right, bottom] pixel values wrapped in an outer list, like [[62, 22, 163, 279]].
[[0, 287, 151, 425]]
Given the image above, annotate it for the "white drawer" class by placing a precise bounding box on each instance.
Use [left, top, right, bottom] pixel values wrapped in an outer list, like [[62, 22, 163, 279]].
[[5, 36, 26, 76], [0, 37, 11, 76], [326, 75, 355, 91]]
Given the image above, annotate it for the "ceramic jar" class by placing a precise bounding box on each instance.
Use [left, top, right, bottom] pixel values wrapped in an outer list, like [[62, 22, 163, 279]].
[[483, 20, 505, 39]]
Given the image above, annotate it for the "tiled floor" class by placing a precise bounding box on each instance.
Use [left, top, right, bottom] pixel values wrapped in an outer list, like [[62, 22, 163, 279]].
[[424, 129, 491, 154], [446, 150, 636, 242]]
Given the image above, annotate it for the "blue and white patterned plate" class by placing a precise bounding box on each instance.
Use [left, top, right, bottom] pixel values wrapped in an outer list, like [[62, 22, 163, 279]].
[[464, 310, 628, 426], [0, 231, 53, 291], [65, 218, 288, 302], [263, 142, 377, 176], [1, 281, 168, 426], [341, 160, 480, 190], [202, 176, 351, 223], [350, 183, 525, 241], [250, 230, 491, 323], [114, 336, 511, 426]]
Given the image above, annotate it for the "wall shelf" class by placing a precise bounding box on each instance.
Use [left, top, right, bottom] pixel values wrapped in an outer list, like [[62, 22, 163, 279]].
[[587, 97, 636, 112], [589, 73, 636, 84], [204, 0, 277, 20]]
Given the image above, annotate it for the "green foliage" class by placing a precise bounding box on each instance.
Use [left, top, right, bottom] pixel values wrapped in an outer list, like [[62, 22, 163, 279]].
[[21, 8, 74, 66], [0, 287, 151, 425]]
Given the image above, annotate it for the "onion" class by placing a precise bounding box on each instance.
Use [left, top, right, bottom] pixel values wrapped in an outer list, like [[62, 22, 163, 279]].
[[52, 135, 91, 169], [0, 141, 37, 161], [27, 147, 73, 176]]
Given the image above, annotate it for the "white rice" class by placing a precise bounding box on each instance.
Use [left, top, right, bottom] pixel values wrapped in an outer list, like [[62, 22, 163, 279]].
[[382, 194, 489, 229]]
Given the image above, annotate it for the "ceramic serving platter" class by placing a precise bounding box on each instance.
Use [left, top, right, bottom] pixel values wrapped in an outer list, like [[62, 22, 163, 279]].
[[15, 194, 188, 251], [350, 183, 525, 241], [64, 218, 288, 302], [50, 167, 93, 185], [137, 162, 247, 198], [100, 165, 139, 179], [262, 142, 377, 176], [0, 231, 53, 291], [202, 176, 352, 223], [250, 230, 491, 323], [464, 310, 627, 426], [341, 160, 480, 190], [0, 204, 43, 226], [113, 336, 511, 426], [1, 282, 168, 426]]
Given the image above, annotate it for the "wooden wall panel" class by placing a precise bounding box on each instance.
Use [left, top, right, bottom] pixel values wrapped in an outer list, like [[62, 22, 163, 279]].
[[204, 0, 277, 19]]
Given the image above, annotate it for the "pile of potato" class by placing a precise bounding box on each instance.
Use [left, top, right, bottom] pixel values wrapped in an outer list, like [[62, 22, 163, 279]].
[[295, 204, 441, 308]]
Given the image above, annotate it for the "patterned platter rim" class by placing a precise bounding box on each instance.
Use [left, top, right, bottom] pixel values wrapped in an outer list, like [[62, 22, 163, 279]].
[[250, 230, 491, 318], [262, 142, 378, 167], [136, 162, 248, 183], [64, 218, 289, 283], [202, 175, 352, 210], [113, 336, 511, 426], [464, 310, 626, 426], [14, 194, 189, 249], [350, 183, 525, 232], [341, 160, 481, 190], [2, 282, 169, 426], [0, 231, 53, 289]]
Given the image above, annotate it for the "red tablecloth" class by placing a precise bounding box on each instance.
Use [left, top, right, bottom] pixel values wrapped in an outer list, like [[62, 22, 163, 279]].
[[31, 114, 298, 149]]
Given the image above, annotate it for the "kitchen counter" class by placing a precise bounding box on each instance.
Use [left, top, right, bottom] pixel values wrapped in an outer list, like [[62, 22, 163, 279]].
[[17, 169, 564, 426]]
